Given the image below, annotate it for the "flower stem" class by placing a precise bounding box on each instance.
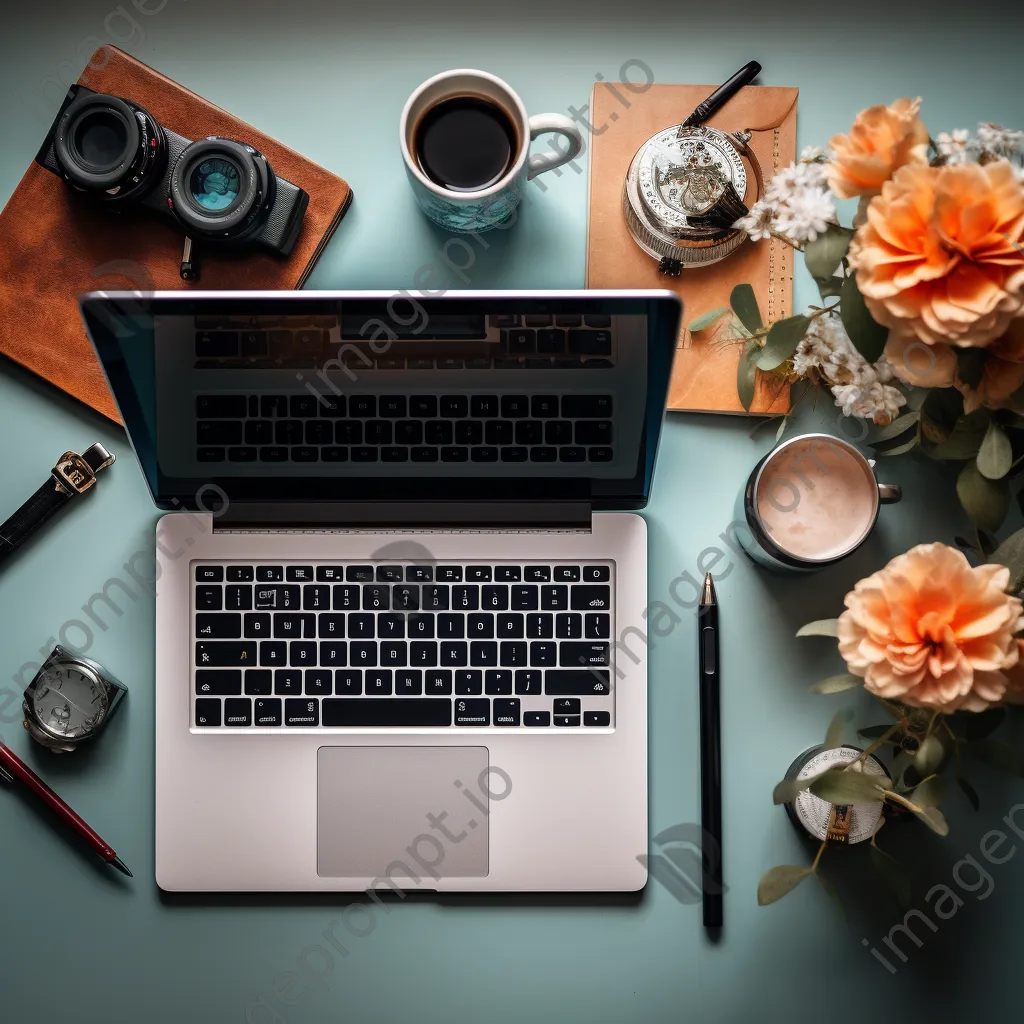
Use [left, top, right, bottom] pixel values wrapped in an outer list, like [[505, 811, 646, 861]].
[[846, 724, 902, 770], [811, 839, 828, 873]]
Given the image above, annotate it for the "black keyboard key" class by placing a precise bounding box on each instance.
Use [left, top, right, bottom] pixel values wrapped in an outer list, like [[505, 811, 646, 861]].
[[393, 586, 420, 612], [411, 447, 439, 462], [319, 641, 347, 666], [469, 641, 497, 667], [380, 641, 407, 667], [440, 395, 468, 417], [274, 671, 301, 696], [441, 641, 468, 666], [576, 422, 613, 445], [553, 566, 580, 582], [377, 613, 405, 638], [365, 420, 393, 445], [466, 615, 493, 639], [500, 641, 528, 667], [536, 329, 565, 353], [471, 396, 498, 417], [554, 715, 581, 727], [583, 566, 610, 582], [322, 698, 452, 727], [541, 585, 569, 610], [485, 421, 513, 445], [589, 447, 613, 462], [362, 585, 390, 610], [335, 670, 362, 696], [300, 585, 330, 611], [289, 641, 317, 666], [336, 422, 363, 444], [196, 395, 245, 418], [515, 421, 543, 445], [365, 671, 393, 696], [196, 332, 239, 358], [260, 446, 289, 462], [275, 420, 304, 445], [409, 617, 435, 639], [196, 566, 224, 583], [454, 698, 489, 726], [585, 613, 611, 639], [485, 670, 513, 695], [584, 710, 611, 727], [455, 669, 483, 695], [568, 329, 612, 355], [254, 698, 282, 726], [244, 613, 271, 638], [350, 395, 376, 417], [350, 641, 378, 666], [436, 615, 462, 639], [531, 396, 559, 418], [560, 447, 586, 462], [440, 447, 469, 462], [316, 566, 344, 582], [227, 566, 255, 582], [531, 447, 557, 463], [562, 395, 612, 418], [224, 698, 252, 727], [555, 613, 583, 639], [505, 328, 535, 354], [290, 395, 319, 417], [546, 670, 610, 695], [425, 670, 453, 695], [531, 642, 557, 667], [455, 421, 483, 445], [496, 614, 524, 638], [347, 566, 375, 582], [291, 447, 319, 462], [471, 447, 499, 462], [195, 613, 240, 639], [260, 395, 288, 417], [395, 421, 423, 444], [305, 421, 333, 445], [493, 697, 520, 725], [255, 585, 300, 610], [495, 567, 521, 582], [195, 670, 242, 696], [501, 395, 529, 418], [561, 641, 610, 667], [527, 613, 553, 638], [256, 566, 284, 583], [318, 395, 346, 417], [195, 586, 222, 611], [510, 586, 538, 610], [285, 698, 319, 726], [379, 395, 407, 417], [262, 643, 288, 668], [333, 585, 360, 610], [227, 447, 258, 462], [424, 586, 450, 611], [394, 670, 423, 695], [410, 395, 437, 417], [525, 566, 551, 582], [244, 421, 273, 445], [425, 421, 453, 446], [194, 698, 222, 727], [306, 670, 333, 695], [196, 641, 256, 667], [553, 698, 581, 715], [524, 710, 550, 727], [515, 669, 542, 695], [349, 618, 376, 643], [245, 670, 272, 696], [545, 421, 574, 445], [572, 585, 611, 610], [452, 586, 479, 611]]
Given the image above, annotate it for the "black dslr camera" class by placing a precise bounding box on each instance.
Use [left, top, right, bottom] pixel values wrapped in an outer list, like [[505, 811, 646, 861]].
[[37, 85, 309, 276]]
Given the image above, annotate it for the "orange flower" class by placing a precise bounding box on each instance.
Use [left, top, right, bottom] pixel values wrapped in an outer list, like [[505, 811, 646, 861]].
[[884, 333, 957, 388], [849, 160, 1024, 348], [837, 543, 1024, 712], [957, 316, 1024, 413], [825, 98, 929, 199]]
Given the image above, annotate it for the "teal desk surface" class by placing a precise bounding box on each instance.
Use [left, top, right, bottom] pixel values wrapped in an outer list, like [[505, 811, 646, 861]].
[[3, 3, 1024, 1021]]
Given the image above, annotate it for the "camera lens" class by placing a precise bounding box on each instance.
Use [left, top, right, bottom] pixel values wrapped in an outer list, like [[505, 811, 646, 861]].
[[170, 138, 276, 242], [189, 158, 242, 212], [53, 92, 166, 204]]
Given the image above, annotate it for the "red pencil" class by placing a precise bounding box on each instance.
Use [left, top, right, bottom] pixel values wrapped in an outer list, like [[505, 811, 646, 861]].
[[0, 739, 132, 876]]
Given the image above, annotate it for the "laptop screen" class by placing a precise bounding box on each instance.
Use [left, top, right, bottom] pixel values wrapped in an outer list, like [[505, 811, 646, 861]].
[[81, 291, 681, 511]]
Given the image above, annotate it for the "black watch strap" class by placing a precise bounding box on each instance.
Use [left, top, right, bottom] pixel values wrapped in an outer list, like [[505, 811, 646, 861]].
[[0, 444, 115, 567]]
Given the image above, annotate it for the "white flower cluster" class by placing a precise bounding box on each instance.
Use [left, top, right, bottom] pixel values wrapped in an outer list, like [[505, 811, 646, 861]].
[[734, 154, 837, 245], [792, 316, 906, 424], [935, 123, 1023, 164]]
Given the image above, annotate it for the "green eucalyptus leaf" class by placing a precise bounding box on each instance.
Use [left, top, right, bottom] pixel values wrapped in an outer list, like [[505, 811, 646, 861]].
[[757, 864, 813, 906], [840, 274, 888, 363], [824, 711, 846, 750], [772, 771, 826, 805], [957, 461, 1010, 531], [809, 767, 892, 804], [809, 674, 862, 694], [912, 776, 945, 810], [858, 724, 897, 739], [967, 738, 1024, 776], [876, 437, 919, 457], [817, 275, 845, 300], [921, 387, 965, 443], [914, 734, 945, 776], [977, 421, 1013, 480], [913, 805, 949, 836], [871, 410, 920, 446], [731, 283, 763, 335], [756, 315, 811, 370], [804, 224, 853, 280], [958, 776, 981, 812], [988, 529, 1024, 594], [689, 306, 731, 333], [870, 845, 912, 908], [775, 416, 788, 443], [737, 340, 760, 413], [796, 619, 839, 638], [923, 409, 989, 460]]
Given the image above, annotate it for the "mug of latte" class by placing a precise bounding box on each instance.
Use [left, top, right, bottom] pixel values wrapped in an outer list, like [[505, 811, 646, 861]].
[[736, 434, 902, 571]]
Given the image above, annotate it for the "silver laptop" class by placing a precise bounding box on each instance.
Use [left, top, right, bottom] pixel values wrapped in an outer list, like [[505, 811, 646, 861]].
[[82, 289, 681, 892]]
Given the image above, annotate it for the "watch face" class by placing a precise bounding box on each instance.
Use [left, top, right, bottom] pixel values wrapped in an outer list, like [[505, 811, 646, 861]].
[[30, 660, 108, 742]]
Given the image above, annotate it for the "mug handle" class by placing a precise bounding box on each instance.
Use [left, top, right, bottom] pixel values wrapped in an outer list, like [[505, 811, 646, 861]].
[[526, 114, 584, 181], [878, 483, 902, 504]]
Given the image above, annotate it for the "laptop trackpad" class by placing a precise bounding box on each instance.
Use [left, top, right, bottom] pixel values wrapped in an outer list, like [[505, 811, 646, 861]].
[[317, 747, 489, 879]]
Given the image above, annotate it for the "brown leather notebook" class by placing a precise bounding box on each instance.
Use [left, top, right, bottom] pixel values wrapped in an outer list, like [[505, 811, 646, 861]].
[[0, 46, 353, 423], [586, 82, 798, 414]]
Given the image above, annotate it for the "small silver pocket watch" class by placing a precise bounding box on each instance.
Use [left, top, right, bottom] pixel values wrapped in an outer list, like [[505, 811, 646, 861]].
[[623, 62, 764, 276]]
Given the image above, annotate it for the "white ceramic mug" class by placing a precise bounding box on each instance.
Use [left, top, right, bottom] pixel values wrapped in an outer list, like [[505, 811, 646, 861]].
[[399, 69, 584, 233]]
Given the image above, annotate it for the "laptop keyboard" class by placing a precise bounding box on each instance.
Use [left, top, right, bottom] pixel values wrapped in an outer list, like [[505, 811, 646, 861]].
[[194, 393, 614, 465], [192, 562, 614, 730]]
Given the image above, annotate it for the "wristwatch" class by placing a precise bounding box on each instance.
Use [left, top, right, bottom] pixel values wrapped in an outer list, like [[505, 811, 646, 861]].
[[0, 444, 115, 568], [23, 646, 128, 753]]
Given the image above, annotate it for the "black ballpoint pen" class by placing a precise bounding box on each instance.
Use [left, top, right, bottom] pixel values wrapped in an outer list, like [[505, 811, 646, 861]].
[[698, 573, 723, 930]]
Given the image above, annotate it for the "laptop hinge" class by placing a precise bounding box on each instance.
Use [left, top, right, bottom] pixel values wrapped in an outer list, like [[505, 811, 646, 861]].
[[212, 501, 593, 532]]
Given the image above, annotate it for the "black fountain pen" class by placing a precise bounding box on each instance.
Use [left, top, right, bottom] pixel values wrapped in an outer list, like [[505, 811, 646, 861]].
[[698, 573, 723, 930]]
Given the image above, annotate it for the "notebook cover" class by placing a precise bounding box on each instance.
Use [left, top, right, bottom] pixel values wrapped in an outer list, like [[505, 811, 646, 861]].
[[586, 82, 798, 415], [0, 46, 353, 423]]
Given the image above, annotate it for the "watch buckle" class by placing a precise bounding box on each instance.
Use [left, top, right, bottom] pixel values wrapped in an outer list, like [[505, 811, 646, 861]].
[[51, 444, 114, 495]]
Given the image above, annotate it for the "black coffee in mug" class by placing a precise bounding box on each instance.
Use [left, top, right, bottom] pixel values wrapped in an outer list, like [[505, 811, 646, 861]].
[[414, 95, 519, 192]]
